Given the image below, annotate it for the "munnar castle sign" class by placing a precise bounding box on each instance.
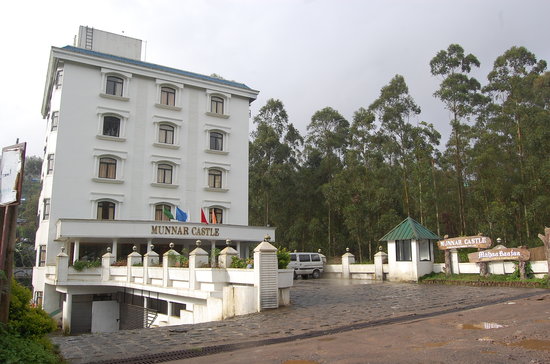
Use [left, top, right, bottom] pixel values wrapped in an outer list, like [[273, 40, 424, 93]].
[[151, 225, 220, 237], [437, 235, 492, 250]]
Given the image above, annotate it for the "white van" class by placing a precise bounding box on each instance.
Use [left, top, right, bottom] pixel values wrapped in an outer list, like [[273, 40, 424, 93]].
[[288, 252, 325, 279]]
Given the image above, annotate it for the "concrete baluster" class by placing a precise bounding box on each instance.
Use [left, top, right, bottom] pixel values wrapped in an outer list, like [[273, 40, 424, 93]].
[[163, 242, 180, 287], [218, 239, 238, 268], [342, 248, 355, 279], [144, 244, 159, 284], [101, 247, 115, 282], [127, 245, 142, 282], [254, 235, 278, 311], [55, 247, 69, 284], [374, 247, 388, 281], [189, 240, 208, 290]]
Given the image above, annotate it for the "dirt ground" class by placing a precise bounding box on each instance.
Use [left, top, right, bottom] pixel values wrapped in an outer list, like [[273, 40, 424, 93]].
[[168, 292, 550, 364]]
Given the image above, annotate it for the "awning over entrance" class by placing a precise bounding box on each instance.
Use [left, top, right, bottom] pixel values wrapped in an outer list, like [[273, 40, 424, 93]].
[[55, 219, 276, 243]]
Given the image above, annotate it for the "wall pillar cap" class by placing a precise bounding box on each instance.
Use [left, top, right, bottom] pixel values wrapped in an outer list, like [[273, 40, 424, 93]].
[[190, 247, 208, 256], [128, 251, 142, 258], [220, 246, 238, 255], [254, 241, 277, 252], [145, 250, 159, 257], [163, 249, 180, 257]]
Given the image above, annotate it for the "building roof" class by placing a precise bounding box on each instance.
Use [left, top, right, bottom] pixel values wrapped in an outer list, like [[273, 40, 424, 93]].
[[379, 217, 440, 241], [61, 45, 254, 91]]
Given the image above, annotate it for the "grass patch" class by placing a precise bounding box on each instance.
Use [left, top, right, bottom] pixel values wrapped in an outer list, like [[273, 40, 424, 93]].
[[420, 272, 549, 287]]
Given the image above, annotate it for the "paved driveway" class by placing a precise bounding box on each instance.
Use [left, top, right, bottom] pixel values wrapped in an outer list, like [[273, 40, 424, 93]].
[[52, 279, 545, 363]]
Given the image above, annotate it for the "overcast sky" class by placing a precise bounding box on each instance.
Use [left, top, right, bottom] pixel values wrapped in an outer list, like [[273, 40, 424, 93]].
[[1, 0, 549, 157]]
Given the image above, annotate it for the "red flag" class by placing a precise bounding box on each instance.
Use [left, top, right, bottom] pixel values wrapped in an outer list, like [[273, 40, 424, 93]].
[[200, 209, 209, 224]]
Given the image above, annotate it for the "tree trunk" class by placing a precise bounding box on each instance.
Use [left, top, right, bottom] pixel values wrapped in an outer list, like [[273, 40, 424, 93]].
[[478, 248, 488, 277], [431, 159, 441, 237], [444, 250, 451, 276], [0, 205, 18, 324], [538, 227, 550, 276], [519, 260, 526, 280]]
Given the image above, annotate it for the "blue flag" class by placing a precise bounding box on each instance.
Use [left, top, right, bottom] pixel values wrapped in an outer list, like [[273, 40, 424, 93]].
[[176, 207, 188, 222]]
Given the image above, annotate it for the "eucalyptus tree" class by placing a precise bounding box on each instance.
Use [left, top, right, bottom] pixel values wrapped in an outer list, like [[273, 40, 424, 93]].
[[482, 47, 547, 242], [430, 44, 485, 236], [249, 99, 303, 238], [368, 74, 421, 217], [305, 107, 349, 257], [408, 122, 441, 228]]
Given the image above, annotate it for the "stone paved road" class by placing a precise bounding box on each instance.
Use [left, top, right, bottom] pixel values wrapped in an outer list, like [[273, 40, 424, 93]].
[[51, 279, 546, 363]]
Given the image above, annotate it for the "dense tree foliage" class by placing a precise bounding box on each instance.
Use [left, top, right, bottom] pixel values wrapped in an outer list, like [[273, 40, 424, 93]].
[[15, 156, 42, 267], [249, 46, 550, 262]]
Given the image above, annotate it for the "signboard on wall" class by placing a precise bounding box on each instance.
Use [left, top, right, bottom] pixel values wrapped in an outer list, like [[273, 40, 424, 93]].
[[437, 235, 492, 250], [0, 143, 26, 206], [468, 245, 530, 263]]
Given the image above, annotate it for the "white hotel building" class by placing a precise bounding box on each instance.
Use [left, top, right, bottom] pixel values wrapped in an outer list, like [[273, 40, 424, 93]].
[[33, 27, 276, 332]]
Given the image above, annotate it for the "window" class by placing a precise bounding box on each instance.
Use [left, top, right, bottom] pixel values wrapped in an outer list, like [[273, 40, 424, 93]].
[[102, 116, 121, 137], [290, 254, 296, 262], [106, 76, 124, 96], [51, 112, 59, 131], [208, 169, 222, 188], [419, 240, 432, 261], [155, 204, 173, 221], [210, 96, 224, 114], [97, 201, 115, 220], [210, 132, 223, 151], [160, 86, 176, 106], [38, 246, 46, 267], [157, 164, 173, 184], [171, 302, 186, 317], [46, 154, 54, 174], [311, 254, 321, 262], [55, 69, 63, 88], [299, 254, 311, 262], [159, 124, 175, 144], [209, 207, 223, 224], [396, 239, 412, 261], [98, 157, 117, 179], [43, 199, 50, 220]]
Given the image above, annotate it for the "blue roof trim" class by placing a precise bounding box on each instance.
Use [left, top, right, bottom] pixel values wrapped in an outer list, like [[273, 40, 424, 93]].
[[61, 46, 253, 91]]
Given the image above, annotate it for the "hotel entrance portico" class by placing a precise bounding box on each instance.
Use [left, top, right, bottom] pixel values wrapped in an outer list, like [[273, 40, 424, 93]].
[[53, 219, 276, 264]]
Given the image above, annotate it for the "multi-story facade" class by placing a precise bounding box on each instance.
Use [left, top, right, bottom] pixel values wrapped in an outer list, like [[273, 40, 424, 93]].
[[33, 27, 276, 332]]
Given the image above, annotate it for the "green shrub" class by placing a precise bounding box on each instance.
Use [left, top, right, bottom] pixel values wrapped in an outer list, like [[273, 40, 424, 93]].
[[72, 259, 101, 271], [230, 256, 247, 268], [8, 279, 56, 338], [277, 247, 290, 269], [177, 255, 189, 267], [0, 326, 61, 364]]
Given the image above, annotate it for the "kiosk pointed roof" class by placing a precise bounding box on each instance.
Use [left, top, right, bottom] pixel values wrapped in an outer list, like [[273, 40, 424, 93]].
[[379, 217, 440, 241]]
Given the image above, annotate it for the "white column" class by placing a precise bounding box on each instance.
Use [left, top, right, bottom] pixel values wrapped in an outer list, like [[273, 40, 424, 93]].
[[244, 243, 250, 259], [72, 240, 80, 263], [236, 241, 241, 258], [210, 240, 216, 267], [112, 239, 118, 261], [62, 293, 72, 334], [451, 249, 460, 274], [146, 240, 152, 253]]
